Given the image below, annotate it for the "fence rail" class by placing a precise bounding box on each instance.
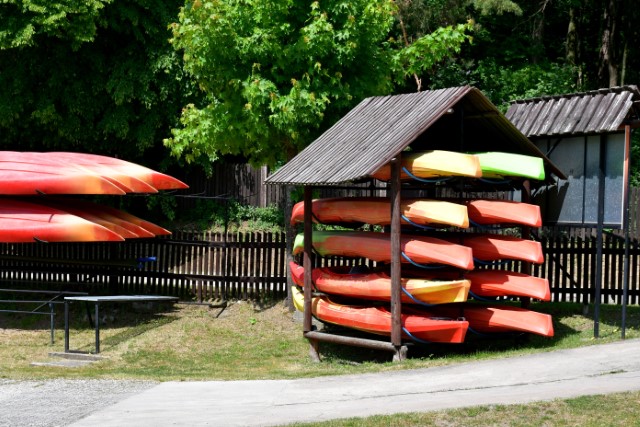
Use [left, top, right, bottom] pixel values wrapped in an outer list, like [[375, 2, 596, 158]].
[[1, 229, 639, 305]]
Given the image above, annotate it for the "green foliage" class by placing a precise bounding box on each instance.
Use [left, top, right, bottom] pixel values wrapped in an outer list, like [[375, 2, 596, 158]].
[[470, 0, 522, 16], [166, 0, 397, 168], [0, 0, 111, 49], [166, 1, 475, 167], [474, 60, 578, 110], [179, 199, 284, 232], [0, 0, 195, 167], [393, 21, 473, 85]]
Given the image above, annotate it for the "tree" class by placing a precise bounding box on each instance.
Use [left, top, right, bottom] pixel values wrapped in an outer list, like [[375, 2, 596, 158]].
[[0, 0, 110, 50], [165, 0, 472, 168], [0, 0, 194, 166]]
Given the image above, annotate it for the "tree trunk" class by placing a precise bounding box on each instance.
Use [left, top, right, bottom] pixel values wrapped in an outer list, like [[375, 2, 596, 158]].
[[566, 7, 583, 87], [531, 0, 551, 64], [598, 0, 619, 87]]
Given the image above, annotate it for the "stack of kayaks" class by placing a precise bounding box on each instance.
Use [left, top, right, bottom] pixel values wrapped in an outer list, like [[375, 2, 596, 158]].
[[0, 151, 187, 243], [290, 150, 553, 345]]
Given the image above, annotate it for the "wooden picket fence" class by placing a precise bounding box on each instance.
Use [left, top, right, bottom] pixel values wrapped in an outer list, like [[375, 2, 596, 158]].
[[1, 228, 639, 305]]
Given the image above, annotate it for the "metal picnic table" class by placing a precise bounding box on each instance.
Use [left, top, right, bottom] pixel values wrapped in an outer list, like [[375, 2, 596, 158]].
[[64, 295, 178, 354]]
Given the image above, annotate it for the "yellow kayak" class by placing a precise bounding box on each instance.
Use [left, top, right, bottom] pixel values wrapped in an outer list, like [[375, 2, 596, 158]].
[[371, 150, 482, 181]]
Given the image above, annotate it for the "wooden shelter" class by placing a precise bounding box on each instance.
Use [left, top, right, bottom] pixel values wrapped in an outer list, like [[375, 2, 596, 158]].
[[506, 85, 640, 338], [266, 85, 564, 361]]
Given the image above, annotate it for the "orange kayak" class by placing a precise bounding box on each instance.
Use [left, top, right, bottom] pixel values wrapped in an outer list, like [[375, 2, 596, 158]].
[[432, 303, 554, 337], [293, 231, 475, 270], [290, 197, 469, 228], [289, 262, 470, 305], [291, 285, 469, 343]]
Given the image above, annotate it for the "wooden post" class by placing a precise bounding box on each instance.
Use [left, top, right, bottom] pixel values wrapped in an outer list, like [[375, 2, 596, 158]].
[[521, 179, 532, 309], [622, 124, 631, 338], [594, 134, 607, 338], [389, 156, 406, 361], [303, 186, 320, 361]]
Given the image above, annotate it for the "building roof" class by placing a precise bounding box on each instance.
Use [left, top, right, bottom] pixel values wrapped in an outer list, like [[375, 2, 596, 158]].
[[266, 86, 562, 185], [506, 85, 640, 137]]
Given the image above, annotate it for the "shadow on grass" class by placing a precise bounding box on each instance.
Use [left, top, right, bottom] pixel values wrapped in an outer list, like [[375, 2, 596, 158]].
[[308, 302, 640, 364], [98, 314, 179, 351]]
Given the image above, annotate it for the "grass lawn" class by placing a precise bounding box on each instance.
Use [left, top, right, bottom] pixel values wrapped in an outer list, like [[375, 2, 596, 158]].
[[286, 391, 640, 426], [1, 298, 639, 426], [0, 298, 638, 381]]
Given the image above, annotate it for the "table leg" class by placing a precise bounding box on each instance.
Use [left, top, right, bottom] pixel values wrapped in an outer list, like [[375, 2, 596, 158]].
[[49, 303, 54, 345], [64, 301, 69, 353], [94, 302, 100, 354]]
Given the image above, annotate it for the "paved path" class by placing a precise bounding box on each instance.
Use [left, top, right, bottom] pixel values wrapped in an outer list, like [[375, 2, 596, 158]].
[[2, 339, 639, 426], [67, 339, 640, 426]]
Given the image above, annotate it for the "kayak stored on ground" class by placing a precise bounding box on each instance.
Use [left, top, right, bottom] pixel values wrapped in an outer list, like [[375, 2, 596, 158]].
[[431, 303, 554, 337], [291, 285, 469, 343]]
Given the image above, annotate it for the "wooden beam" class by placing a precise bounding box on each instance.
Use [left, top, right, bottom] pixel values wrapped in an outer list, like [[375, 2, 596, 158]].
[[303, 186, 320, 361], [389, 155, 403, 355]]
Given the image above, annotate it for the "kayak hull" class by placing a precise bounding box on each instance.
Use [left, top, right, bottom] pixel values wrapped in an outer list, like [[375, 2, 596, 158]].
[[372, 150, 482, 181], [432, 303, 554, 337], [0, 164, 126, 195], [475, 152, 545, 181], [0, 151, 188, 194], [289, 262, 470, 304], [293, 231, 475, 270], [438, 233, 544, 264], [291, 285, 469, 343], [290, 197, 469, 228], [0, 199, 124, 242], [448, 199, 542, 228], [413, 269, 551, 301]]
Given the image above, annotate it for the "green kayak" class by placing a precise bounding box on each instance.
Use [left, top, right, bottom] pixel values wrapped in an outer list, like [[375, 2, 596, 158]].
[[474, 152, 545, 181]]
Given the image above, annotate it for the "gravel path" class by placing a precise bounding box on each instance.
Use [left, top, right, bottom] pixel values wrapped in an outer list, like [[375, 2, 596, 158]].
[[0, 379, 157, 427]]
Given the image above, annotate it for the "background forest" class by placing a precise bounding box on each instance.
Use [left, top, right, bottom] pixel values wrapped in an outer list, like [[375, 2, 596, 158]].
[[0, 0, 638, 222]]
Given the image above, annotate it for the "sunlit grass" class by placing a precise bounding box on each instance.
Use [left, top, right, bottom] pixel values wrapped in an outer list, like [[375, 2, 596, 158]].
[[285, 391, 640, 427], [0, 299, 638, 381]]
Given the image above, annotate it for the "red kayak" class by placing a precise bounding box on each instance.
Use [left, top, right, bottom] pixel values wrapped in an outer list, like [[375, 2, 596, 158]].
[[289, 262, 470, 305], [447, 199, 542, 228], [0, 161, 126, 195], [49, 152, 188, 191], [438, 233, 544, 264], [291, 285, 469, 344], [421, 269, 551, 301], [431, 303, 554, 337], [290, 197, 469, 228], [0, 198, 124, 242], [34, 198, 165, 239], [293, 231, 475, 270], [0, 151, 188, 193], [465, 270, 550, 301]]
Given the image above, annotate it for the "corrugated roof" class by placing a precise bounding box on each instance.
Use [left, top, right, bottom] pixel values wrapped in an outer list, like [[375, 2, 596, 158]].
[[266, 86, 562, 185], [506, 85, 640, 137]]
